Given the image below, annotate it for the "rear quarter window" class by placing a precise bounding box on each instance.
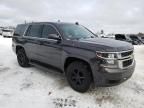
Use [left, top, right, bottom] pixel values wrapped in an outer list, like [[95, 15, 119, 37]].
[[14, 24, 28, 36]]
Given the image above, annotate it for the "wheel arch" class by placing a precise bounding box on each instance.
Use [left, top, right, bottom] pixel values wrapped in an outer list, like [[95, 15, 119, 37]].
[[64, 57, 94, 81], [16, 45, 25, 54]]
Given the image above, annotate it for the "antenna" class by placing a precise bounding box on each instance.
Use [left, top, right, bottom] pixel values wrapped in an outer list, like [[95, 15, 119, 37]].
[[75, 22, 79, 25], [24, 20, 27, 24]]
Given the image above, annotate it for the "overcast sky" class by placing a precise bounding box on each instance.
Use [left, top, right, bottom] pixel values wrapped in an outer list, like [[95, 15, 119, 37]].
[[0, 0, 144, 33]]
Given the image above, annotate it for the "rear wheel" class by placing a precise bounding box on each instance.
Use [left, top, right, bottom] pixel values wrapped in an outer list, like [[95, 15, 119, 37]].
[[66, 61, 92, 93], [17, 49, 30, 67]]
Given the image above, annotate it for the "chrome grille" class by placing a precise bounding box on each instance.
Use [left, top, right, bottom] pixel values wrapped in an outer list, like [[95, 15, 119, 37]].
[[118, 50, 134, 69]]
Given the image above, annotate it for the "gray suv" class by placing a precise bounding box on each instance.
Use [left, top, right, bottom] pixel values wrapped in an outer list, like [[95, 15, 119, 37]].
[[12, 22, 135, 92]]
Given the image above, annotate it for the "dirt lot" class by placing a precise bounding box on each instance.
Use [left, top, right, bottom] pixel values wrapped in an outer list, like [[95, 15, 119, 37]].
[[0, 36, 144, 108]]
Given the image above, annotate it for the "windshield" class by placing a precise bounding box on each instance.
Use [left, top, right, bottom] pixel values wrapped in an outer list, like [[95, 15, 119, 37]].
[[59, 24, 96, 39]]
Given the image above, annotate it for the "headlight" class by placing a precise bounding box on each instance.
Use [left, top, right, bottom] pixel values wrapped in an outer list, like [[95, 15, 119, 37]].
[[96, 52, 118, 67], [96, 52, 116, 59]]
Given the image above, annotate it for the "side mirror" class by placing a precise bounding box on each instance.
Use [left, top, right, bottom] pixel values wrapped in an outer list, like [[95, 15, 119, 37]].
[[48, 34, 61, 40]]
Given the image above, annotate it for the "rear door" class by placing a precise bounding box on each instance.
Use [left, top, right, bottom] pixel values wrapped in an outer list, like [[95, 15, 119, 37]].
[[37, 24, 62, 68], [24, 24, 43, 60]]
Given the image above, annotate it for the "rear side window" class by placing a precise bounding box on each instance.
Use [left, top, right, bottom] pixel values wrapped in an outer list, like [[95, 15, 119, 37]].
[[42, 25, 58, 38], [14, 24, 28, 36], [25, 25, 43, 38]]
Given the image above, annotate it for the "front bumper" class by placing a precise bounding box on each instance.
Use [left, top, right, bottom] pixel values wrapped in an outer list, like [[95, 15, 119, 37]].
[[92, 60, 135, 87]]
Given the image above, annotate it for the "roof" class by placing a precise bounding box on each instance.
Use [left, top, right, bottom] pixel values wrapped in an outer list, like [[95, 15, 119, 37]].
[[26, 22, 76, 25], [17, 22, 79, 27]]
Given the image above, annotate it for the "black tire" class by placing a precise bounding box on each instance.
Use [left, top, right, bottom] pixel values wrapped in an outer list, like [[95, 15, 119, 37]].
[[66, 61, 92, 93], [17, 49, 30, 67]]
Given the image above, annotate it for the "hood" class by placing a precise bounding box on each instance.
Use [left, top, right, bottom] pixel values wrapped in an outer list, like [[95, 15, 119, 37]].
[[73, 38, 134, 52]]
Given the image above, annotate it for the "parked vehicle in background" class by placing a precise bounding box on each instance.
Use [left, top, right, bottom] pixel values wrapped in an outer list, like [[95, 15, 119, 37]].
[[137, 34, 144, 44], [115, 34, 133, 44], [2, 29, 14, 38], [12, 22, 135, 92], [128, 34, 143, 45], [139, 36, 144, 44], [104, 34, 115, 39], [96, 33, 106, 38], [0, 30, 2, 35], [0, 28, 3, 35]]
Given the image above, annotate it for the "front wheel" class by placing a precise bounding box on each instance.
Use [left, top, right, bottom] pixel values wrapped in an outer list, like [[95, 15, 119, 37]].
[[66, 61, 92, 93], [17, 49, 30, 67]]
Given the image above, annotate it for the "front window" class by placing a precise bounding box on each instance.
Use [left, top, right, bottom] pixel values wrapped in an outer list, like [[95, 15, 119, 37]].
[[42, 25, 59, 38], [59, 24, 96, 39]]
